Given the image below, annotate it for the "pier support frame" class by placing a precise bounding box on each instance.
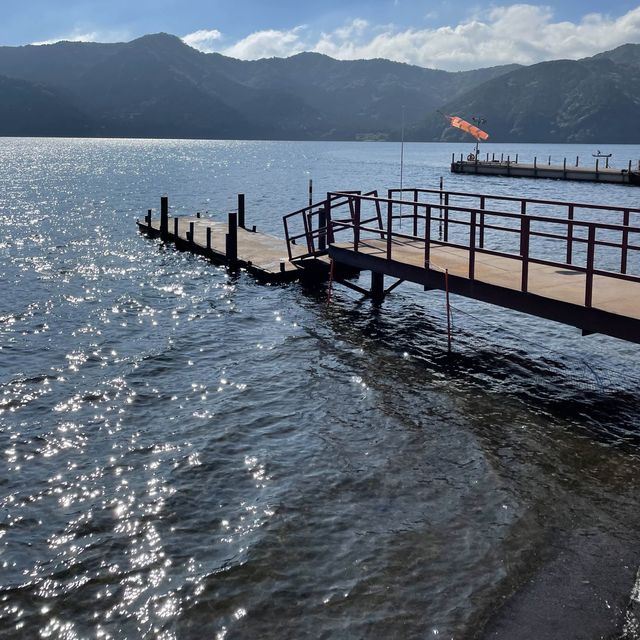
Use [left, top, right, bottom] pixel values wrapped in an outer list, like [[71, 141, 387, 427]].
[[371, 271, 385, 303]]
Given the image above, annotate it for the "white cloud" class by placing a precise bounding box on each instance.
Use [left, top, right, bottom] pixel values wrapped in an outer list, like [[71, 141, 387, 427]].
[[182, 28, 222, 53], [190, 6, 640, 70], [221, 25, 308, 59]]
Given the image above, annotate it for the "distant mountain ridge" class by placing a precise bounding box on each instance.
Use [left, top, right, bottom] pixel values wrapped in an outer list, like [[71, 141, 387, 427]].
[[0, 33, 638, 142]]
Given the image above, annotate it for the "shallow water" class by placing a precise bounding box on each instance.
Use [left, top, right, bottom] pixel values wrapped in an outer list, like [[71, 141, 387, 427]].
[[1, 138, 640, 639]]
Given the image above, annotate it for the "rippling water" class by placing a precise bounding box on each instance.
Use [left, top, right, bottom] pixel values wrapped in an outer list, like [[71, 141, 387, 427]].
[[1, 138, 640, 639]]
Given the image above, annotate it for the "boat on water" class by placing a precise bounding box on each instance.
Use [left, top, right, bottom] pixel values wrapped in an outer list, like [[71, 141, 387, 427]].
[[593, 150, 612, 158]]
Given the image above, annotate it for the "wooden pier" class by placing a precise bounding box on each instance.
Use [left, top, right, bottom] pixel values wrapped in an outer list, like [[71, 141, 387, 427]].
[[451, 153, 640, 185], [136, 195, 328, 281], [138, 188, 640, 344]]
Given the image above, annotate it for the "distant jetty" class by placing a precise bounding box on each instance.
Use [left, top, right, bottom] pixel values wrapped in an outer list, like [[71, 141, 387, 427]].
[[451, 153, 640, 185]]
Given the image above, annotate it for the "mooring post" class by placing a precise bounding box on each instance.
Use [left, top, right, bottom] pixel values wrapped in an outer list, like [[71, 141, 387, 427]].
[[146, 209, 152, 227], [196, 211, 201, 219], [370, 271, 385, 303], [576, 155, 579, 167], [206, 226, 212, 251], [189, 221, 195, 245], [160, 195, 169, 241], [492, 153, 495, 161], [174, 217, 179, 238], [548, 155, 551, 165], [500, 153, 504, 162], [596, 158, 600, 180], [515, 153, 519, 163], [226, 212, 238, 266], [237, 193, 245, 229], [533, 157, 537, 178], [563, 157, 567, 179]]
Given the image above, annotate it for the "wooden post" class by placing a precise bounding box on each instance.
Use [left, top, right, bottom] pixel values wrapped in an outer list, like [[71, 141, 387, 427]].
[[596, 159, 599, 180], [486, 152, 489, 161], [515, 153, 519, 163], [206, 226, 211, 251], [173, 217, 179, 238], [533, 157, 537, 178], [160, 196, 169, 241], [308, 179, 313, 207], [189, 221, 195, 245], [563, 157, 567, 179], [226, 212, 238, 266], [451, 152, 455, 165], [413, 189, 418, 238], [354, 197, 361, 253], [492, 153, 495, 161], [500, 153, 504, 162], [548, 155, 551, 165], [386, 199, 393, 260], [146, 209, 152, 227], [237, 193, 245, 229], [196, 211, 201, 218], [371, 272, 385, 302], [576, 156, 579, 167]]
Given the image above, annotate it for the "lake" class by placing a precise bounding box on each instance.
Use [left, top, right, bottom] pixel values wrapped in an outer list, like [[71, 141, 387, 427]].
[[1, 138, 640, 639]]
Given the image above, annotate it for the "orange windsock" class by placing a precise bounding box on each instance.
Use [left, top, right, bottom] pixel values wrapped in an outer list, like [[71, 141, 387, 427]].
[[447, 115, 489, 141]]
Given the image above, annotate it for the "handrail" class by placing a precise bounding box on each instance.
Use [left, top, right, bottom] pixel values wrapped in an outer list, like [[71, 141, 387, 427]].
[[324, 189, 640, 308], [388, 187, 640, 215]]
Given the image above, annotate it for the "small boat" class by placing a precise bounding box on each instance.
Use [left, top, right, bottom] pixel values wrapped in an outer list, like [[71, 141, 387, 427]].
[[592, 150, 612, 158]]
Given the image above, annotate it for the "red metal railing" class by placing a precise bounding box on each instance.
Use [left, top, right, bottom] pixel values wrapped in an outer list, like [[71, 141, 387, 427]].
[[321, 189, 640, 309]]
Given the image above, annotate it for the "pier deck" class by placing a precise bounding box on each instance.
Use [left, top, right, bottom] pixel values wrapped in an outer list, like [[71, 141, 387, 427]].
[[137, 214, 322, 281], [451, 158, 640, 185]]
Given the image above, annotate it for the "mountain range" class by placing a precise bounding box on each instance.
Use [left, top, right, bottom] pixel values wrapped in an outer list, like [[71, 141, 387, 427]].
[[0, 33, 638, 143]]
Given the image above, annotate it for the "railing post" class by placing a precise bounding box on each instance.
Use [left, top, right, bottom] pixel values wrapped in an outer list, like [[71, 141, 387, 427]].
[[621, 209, 630, 274], [237, 193, 245, 229], [226, 212, 238, 266], [160, 195, 169, 241], [585, 225, 596, 308], [469, 210, 477, 280], [521, 217, 530, 293], [413, 189, 418, 237], [308, 179, 313, 208], [519, 200, 527, 257], [354, 196, 361, 253], [318, 203, 327, 252], [566, 204, 574, 264], [479, 196, 486, 249], [424, 205, 431, 268], [443, 192, 449, 242], [386, 198, 393, 260]]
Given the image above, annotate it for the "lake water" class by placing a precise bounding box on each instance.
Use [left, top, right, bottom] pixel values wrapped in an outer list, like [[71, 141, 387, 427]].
[[1, 138, 640, 639]]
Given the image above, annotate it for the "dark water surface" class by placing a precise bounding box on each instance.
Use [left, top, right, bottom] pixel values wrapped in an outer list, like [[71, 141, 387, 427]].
[[1, 138, 640, 639]]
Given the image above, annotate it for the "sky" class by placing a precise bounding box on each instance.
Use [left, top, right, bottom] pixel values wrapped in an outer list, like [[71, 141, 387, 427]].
[[1, 1, 640, 70]]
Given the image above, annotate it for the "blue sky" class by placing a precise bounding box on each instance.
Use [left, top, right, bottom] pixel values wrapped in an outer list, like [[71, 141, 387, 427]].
[[2, 1, 640, 70]]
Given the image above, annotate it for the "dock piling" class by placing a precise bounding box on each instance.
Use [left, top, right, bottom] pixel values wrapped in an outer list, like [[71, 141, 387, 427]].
[[160, 196, 169, 241], [189, 221, 195, 245], [206, 226, 212, 251], [146, 209, 152, 227], [238, 194, 245, 229], [174, 217, 179, 238], [226, 212, 238, 266]]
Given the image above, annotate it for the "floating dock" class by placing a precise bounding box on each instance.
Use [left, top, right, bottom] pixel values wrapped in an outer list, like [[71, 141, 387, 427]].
[[138, 187, 640, 344], [451, 153, 640, 185]]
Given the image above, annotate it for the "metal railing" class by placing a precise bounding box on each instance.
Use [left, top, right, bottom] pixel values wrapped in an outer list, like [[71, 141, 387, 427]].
[[323, 189, 640, 309]]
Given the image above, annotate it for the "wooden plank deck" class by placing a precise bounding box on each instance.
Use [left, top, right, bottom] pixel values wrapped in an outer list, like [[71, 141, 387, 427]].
[[137, 216, 325, 281], [335, 237, 640, 321], [452, 160, 639, 185], [330, 237, 640, 343]]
